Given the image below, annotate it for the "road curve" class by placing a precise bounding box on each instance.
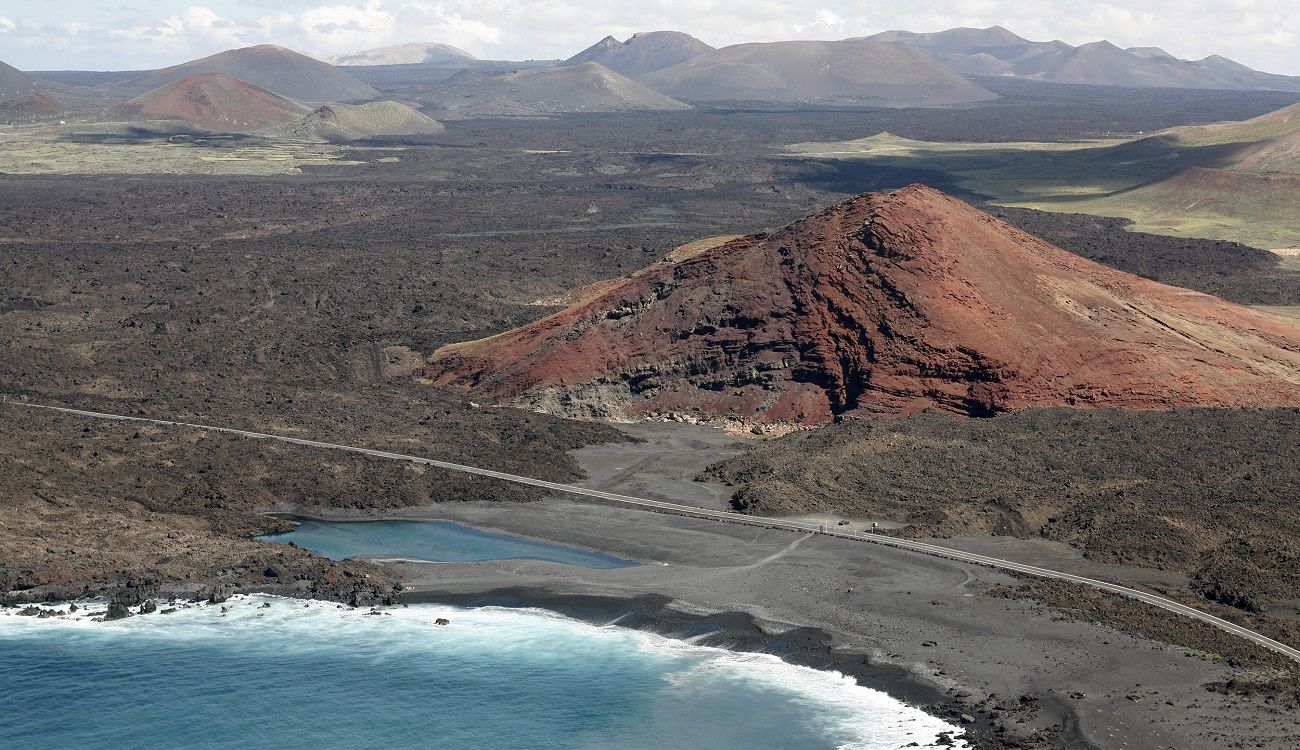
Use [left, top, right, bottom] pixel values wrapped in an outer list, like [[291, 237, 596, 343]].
[[7, 398, 1299, 664]]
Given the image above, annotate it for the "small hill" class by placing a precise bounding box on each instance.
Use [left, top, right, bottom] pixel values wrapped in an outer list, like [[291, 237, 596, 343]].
[[420, 186, 1300, 428], [1170, 101, 1300, 151], [867, 26, 1300, 91], [640, 39, 996, 106], [1025, 100, 1300, 247], [269, 101, 444, 141], [1061, 167, 1300, 249], [563, 31, 714, 77], [0, 61, 47, 102], [117, 45, 378, 102], [329, 43, 476, 67], [1195, 55, 1258, 75], [1031, 40, 1217, 88], [429, 62, 690, 117], [112, 73, 313, 133], [1226, 129, 1300, 172], [0, 93, 64, 122]]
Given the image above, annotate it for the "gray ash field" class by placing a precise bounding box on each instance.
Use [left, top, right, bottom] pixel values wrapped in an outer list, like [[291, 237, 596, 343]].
[[3, 86, 1300, 749], [704, 408, 1300, 648]]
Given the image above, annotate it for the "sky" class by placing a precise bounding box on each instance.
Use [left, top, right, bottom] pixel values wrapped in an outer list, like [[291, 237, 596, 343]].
[[1, 1, 1297, 75]]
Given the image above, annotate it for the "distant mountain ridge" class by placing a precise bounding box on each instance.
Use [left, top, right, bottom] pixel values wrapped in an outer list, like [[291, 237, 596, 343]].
[[641, 39, 996, 107], [865, 26, 1300, 91], [563, 31, 714, 77]]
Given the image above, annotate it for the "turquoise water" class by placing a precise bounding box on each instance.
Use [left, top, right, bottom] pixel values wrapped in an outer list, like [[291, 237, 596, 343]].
[[258, 519, 638, 569], [0, 596, 966, 749]]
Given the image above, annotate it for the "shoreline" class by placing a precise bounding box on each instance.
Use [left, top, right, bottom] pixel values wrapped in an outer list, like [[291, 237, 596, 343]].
[[2, 590, 976, 749], [0, 584, 982, 747], [401, 585, 995, 747]]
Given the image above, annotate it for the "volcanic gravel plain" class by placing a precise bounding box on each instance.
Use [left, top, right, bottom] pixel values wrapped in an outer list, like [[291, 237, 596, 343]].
[[3, 86, 1300, 749]]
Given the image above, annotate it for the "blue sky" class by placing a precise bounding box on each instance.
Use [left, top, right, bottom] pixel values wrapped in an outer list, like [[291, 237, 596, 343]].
[[1, 1, 1297, 74]]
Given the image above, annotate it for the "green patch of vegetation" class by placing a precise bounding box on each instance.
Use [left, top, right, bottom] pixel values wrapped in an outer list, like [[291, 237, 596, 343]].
[[0, 128, 366, 175], [1253, 305, 1300, 325], [1275, 252, 1300, 272], [788, 113, 1300, 249]]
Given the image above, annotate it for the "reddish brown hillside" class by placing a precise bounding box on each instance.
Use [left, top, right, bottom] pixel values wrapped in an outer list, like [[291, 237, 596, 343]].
[[421, 186, 1300, 427], [0, 93, 63, 120], [113, 73, 313, 132]]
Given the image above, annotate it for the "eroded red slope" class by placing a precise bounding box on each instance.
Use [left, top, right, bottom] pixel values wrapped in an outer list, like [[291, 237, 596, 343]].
[[422, 186, 1300, 427]]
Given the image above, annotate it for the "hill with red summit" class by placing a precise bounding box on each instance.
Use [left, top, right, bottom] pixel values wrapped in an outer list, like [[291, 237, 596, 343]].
[[117, 45, 378, 102], [112, 73, 313, 132], [421, 186, 1300, 428]]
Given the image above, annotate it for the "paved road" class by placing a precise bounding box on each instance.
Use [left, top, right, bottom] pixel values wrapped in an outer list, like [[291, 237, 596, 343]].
[[7, 398, 1299, 664]]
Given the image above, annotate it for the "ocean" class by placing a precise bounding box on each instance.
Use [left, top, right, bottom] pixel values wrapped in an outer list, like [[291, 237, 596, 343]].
[[0, 595, 967, 749]]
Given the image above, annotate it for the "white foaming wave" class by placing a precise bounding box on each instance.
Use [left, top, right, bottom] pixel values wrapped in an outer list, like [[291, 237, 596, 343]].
[[657, 650, 967, 750], [595, 624, 968, 750], [1, 595, 968, 748]]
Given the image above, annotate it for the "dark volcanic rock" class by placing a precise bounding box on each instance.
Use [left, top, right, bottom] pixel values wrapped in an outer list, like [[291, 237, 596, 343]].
[[105, 591, 138, 621], [206, 585, 233, 605], [422, 185, 1300, 428]]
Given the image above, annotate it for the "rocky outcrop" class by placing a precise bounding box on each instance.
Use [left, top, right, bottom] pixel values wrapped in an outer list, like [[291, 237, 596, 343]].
[[206, 584, 233, 605], [421, 185, 1300, 428]]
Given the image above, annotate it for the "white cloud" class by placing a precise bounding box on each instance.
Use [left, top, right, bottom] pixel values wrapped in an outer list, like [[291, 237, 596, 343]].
[[107, 16, 185, 44], [298, 0, 396, 48], [0, 17, 15, 34], [176, 6, 260, 47], [395, 3, 502, 49]]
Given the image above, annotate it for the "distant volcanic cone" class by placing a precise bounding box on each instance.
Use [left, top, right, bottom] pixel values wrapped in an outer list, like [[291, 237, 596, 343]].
[[421, 185, 1300, 428], [113, 73, 312, 132]]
